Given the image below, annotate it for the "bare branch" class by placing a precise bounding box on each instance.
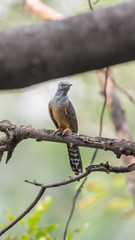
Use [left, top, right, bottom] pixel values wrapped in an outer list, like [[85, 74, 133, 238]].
[[1, 120, 135, 163], [1, 161, 135, 236], [25, 162, 135, 188], [91, 67, 109, 164], [114, 81, 135, 104], [88, 0, 93, 10], [26, 0, 64, 20], [1, 1, 135, 89]]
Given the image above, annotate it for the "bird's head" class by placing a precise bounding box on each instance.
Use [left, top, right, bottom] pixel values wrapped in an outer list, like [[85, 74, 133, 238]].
[[57, 81, 72, 95]]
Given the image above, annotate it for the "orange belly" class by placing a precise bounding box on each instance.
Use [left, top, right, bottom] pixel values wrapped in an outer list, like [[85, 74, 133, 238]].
[[52, 106, 73, 131]]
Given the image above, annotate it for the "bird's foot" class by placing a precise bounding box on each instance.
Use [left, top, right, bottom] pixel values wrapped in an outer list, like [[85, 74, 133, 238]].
[[53, 128, 62, 135], [62, 128, 72, 136]]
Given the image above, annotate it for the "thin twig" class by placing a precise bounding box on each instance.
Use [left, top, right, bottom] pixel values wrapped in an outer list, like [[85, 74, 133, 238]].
[[88, 0, 93, 10], [25, 171, 88, 188], [114, 80, 135, 104], [93, 0, 100, 4], [25, 162, 135, 188], [99, 67, 109, 137], [63, 177, 87, 240], [0, 187, 46, 236], [91, 67, 109, 164]]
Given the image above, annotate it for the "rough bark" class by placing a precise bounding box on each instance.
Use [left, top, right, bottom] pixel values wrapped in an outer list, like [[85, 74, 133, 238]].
[[0, 1, 135, 89], [1, 120, 135, 164]]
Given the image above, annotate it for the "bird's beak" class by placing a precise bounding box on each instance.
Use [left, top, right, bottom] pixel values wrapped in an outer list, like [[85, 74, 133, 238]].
[[69, 84, 72, 87]]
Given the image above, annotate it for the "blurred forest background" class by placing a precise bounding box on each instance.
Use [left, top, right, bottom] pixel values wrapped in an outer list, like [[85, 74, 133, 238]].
[[1, 0, 135, 239]]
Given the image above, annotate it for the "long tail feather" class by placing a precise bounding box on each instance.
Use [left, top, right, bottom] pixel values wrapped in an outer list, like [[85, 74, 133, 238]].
[[67, 144, 83, 175]]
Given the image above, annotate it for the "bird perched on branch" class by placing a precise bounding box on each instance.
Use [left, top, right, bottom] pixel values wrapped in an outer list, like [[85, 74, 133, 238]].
[[48, 81, 83, 175]]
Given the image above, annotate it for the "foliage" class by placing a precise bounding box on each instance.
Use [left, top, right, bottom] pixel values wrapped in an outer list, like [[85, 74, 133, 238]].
[[78, 174, 134, 214], [1, 196, 58, 240], [0, 196, 89, 240]]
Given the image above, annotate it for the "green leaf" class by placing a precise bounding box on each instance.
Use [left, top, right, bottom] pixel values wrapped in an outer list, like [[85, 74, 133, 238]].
[[83, 181, 105, 192], [35, 196, 52, 214], [67, 222, 89, 240], [78, 192, 104, 210], [107, 198, 132, 212], [112, 176, 126, 188], [44, 224, 58, 232], [4, 210, 15, 222], [67, 232, 74, 240], [19, 233, 29, 239], [27, 215, 38, 233], [27, 196, 52, 233]]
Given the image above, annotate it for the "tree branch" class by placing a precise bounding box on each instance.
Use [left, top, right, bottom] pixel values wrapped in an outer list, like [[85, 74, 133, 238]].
[[25, 162, 135, 187], [1, 161, 135, 236], [0, 1, 135, 89], [26, 0, 64, 20], [1, 120, 135, 163]]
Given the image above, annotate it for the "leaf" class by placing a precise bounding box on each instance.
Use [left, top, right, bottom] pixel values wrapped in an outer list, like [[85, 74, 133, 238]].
[[2, 235, 11, 240], [44, 224, 59, 232], [36, 196, 52, 214], [78, 193, 104, 210], [27, 215, 38, 233], [27, 196, 52, 233], [4, 210, 15, 222], [83, 181, 105, 192], [107, 198, 132, 212], [67, 222, 89, 240], [112, 175, 126, 188], [19, 233, 29, 239], [34, 224, 58, 239], [67, 232, 74, 240]]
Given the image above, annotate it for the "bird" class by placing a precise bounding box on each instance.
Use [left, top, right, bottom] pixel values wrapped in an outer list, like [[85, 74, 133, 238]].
[[48, 81, 83, 175]]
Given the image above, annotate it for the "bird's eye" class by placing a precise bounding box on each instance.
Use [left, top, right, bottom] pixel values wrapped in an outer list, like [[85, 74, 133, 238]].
[[61, 84, 64, 87]]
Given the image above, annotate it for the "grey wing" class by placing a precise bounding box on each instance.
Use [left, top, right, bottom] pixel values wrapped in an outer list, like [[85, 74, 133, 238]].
[[48, 101, 58, 129], [65, 101, 78, 133]]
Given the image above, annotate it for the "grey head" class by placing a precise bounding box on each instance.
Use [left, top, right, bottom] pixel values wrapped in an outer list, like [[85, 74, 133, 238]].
[[56, 81, 72, 96]]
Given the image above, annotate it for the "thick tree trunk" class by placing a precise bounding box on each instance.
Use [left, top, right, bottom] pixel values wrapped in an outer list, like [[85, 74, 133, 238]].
[[0, 1, 135, 89]]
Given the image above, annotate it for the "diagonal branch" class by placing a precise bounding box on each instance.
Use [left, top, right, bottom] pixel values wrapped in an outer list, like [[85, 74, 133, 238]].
[[26, 0, 64, 20], [0, 186, 45, 236]]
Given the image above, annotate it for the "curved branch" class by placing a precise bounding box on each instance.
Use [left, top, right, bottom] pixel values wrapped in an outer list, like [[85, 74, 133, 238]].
[[0, 1, 135, 89], [25, 162, 135, 188]]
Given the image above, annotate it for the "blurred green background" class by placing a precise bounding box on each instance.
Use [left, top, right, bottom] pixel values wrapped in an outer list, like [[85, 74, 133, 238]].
[[1, 0, 135, 239]]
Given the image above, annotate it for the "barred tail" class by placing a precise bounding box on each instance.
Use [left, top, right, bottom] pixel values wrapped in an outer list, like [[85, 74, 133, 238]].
[[67, 144, 83, 175]]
